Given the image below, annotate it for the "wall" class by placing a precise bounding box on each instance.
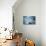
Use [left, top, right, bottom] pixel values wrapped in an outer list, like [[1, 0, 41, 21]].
[[41, 0, 46, 46], [13, 0, 41, 46], [13, 0, 46, 46]]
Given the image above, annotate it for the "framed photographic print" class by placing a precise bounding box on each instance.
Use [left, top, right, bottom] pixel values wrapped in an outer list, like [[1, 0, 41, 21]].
[[23, 16, 36, 25]]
